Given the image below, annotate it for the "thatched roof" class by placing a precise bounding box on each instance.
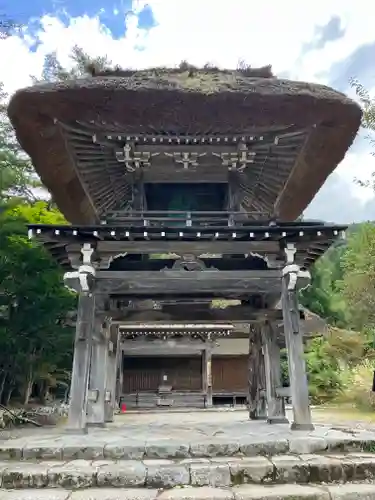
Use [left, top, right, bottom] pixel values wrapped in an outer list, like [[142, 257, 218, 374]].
[[7, 67, 362, 224]]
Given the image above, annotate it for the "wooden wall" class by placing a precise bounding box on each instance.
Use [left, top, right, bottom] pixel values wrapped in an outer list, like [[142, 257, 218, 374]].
[[121, 354, 248, 395], [122, 356, 202, 393], [212, 355, 248, 392]]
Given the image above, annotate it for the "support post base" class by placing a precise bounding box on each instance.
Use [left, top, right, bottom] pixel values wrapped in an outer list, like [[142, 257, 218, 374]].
[[291, 422, 315, 431], [205, 396, 213, 408], [267, 417, 289, 425]]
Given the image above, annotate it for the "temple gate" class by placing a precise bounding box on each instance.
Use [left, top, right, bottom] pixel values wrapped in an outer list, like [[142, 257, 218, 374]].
[[7, 66, 361, 433]]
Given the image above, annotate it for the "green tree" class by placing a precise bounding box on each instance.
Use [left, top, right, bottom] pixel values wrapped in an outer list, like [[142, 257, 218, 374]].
[[340, 223, 375, 330], [33, 45, 113, 83], [0, 202, 75, 405], [0, 83, 40, 201], [300, 242, 349, 327], [304, 337, 343, 403], [350, 80, 375, 189], [351, 79, 375, 136]]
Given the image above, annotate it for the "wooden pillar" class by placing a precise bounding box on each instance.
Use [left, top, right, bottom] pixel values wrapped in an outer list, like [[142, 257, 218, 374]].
[[66, 292, 95, 433], [116, 346, 124, 406], [282, 244, 314, 431], [262, 321, 288, 424], [202, 346, 213, 407], [105, 324, 120, 422], [104, 324, 117, 422], [256, 345, 267, 420], [248, 324, 262, 420], [87, 317, 108, 427], [201, 348, 207, 399]]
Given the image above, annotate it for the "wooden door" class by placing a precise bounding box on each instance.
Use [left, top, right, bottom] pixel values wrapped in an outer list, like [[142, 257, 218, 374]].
[[212, 355, 247, 392]]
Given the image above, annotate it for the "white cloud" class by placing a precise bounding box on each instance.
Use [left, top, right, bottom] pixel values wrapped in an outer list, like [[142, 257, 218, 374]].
[[2, 0, 374, 93], [337, 150, 375, 202], [1, 0, 375, 215]]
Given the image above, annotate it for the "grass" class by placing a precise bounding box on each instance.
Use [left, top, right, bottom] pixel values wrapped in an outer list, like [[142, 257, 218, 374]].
[[312, 404, 375, 424]]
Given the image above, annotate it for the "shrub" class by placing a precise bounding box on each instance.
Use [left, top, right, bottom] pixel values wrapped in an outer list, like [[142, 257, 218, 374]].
[[338, 360, 375, 411]]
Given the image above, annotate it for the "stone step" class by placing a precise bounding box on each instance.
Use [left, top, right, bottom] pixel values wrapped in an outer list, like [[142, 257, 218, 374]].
[[121, 392, 206, 410], [2, 434, 375, 461], [1, 453, 375, 489], [2, 483, 375, 500]]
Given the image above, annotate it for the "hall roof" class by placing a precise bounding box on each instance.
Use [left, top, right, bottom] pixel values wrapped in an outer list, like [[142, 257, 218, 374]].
[[8, 65, 361, 224]]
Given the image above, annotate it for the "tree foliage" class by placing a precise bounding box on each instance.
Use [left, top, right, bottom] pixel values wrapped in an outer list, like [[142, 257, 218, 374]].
[[0, 84, 40, 201], [340, 223, 375, 330], [350, 80, 375, 191], [299, 222, 375, 404], [33, 45, 113, 83], [300, 243, 348, 327], [351, 79, 375, 137], [0, 202, 75, 405], [0, 50, 77, 404], [0, 47, 115, 407]]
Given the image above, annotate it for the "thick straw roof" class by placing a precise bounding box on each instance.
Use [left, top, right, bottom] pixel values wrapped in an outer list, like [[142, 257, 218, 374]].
[[8, 67, 362, 224]]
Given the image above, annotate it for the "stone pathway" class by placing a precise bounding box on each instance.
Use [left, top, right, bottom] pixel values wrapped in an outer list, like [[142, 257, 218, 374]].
[[1, 483, 375, 499], [1, 410, 375, 460]]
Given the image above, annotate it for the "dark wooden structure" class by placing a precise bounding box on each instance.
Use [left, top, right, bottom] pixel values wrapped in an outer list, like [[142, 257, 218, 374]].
[[119, 311, 326, 410], [119, 324, 234, 408], [8, 66, 362, 432]]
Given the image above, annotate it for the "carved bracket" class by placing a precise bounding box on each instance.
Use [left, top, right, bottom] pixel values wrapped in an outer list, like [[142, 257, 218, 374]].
[[282, 242, 311, 291], [171, 255, 207, 271], [212, 143, 256, 171], [64, 243, 96, 293], [284, 243, 297, 264], [115, 143, 160, 172], [64, 265, 96, 293], [282, 264, 311, 291], [282, 264, 299, 291], [164, 151, 207, 170]]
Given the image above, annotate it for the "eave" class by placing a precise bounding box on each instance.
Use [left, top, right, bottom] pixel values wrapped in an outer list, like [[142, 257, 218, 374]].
[[8, 76, 362, 223]]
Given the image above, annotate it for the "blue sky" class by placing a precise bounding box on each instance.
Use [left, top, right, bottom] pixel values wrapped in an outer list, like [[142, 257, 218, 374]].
[[1, 0, 375, 222], [3, 0, 156, 43]]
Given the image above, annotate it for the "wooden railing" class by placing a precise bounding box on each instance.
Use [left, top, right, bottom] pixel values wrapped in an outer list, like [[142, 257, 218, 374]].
[[101, 210, 272, 228]]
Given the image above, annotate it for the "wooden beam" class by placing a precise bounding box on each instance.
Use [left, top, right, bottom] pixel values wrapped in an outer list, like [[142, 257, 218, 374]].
[[70, 240, 285, 256], [98, 269, 281, 279], [95, 270, 282, 296], [121, 339, 205, 354], [109, 305, 282, 323]]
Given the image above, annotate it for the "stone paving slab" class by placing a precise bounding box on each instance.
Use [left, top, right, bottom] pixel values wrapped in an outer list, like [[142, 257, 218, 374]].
[[2, 484, 375, 500], [1, 453, 375, 489], [0, 410, 372, 443], [1, 411, 375, 461], [1, 432, 375, 461]]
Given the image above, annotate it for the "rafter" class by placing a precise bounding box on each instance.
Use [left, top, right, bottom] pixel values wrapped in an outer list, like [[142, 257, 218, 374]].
[[55, 119, 311, 219]]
